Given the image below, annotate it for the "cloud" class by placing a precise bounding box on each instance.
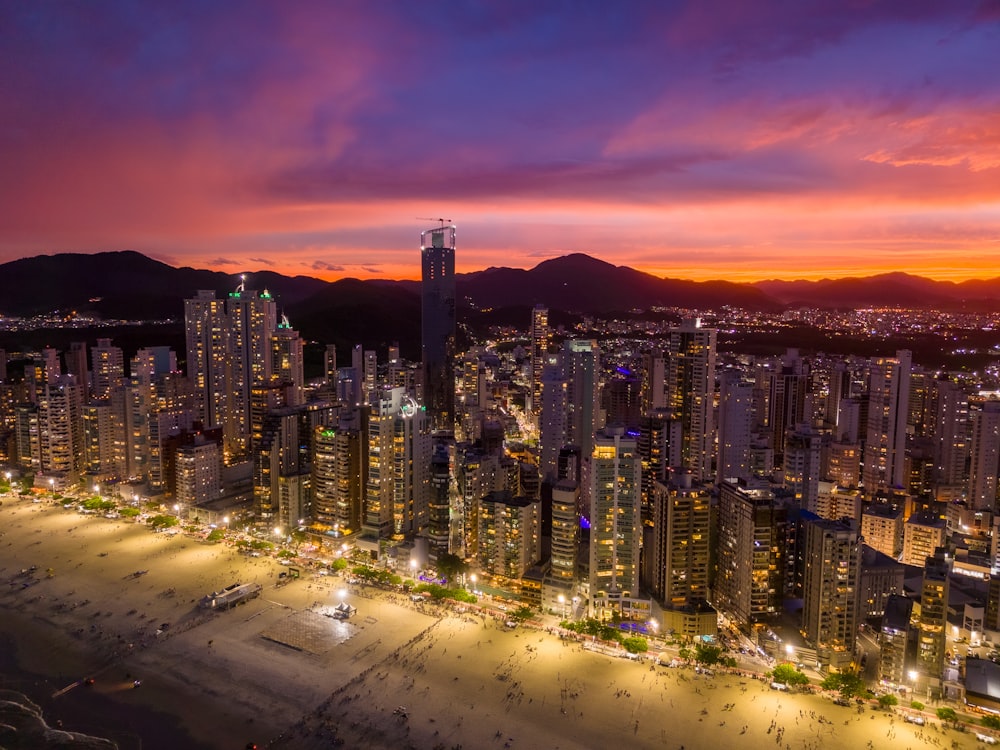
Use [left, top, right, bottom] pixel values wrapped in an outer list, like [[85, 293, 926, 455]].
[[310, 260, 344, 271], [248, 256, 274, 265], [208, 257, 240, 266]]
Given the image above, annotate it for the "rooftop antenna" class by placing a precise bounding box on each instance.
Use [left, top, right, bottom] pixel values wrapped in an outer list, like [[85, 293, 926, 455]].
[[416, 217, 451, 227], [236, 273, 246, 294]]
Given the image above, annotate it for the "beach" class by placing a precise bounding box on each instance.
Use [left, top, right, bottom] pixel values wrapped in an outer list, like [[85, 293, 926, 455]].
[[0, 495, 991, 749]]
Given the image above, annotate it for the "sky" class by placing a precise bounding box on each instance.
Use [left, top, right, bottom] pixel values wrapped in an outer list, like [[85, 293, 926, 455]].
[[1, 1, 999, 283]]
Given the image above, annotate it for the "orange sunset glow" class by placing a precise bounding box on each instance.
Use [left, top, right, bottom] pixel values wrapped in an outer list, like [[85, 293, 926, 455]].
[[1, 2, 998, 282]]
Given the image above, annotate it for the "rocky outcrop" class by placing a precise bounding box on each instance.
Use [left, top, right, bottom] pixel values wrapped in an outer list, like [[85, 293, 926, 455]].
[[0, 690, 117, 749]]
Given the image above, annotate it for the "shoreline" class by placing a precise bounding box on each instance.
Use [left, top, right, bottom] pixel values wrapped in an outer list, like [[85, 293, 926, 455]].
[[1, 496, 992, 750]]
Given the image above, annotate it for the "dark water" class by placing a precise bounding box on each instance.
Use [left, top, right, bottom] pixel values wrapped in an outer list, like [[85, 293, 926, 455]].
[[0, 627, 215, 750]]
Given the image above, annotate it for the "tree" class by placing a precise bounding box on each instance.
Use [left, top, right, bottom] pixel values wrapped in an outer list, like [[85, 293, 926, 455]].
[[877, 694, 898, 710], [622, 636, 649, 654], [148, 515, 179, 530], [509, 605, 534, 623], [678, 647, 693, 663], [820, 670, 867, 700], [771, 663, 809, 687], [694, 643, 723, 666], [434, 553, 468, 583], [206, 528, 225, 542], [935, 707, 958, 727], [910, 701, 924, 711], [982, 715, 1000, 730], [331, 558, 348, 572]]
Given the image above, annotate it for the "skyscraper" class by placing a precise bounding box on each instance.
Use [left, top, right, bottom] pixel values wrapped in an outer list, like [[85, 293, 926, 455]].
[[563, 339, 602, 459], [529, 304, 549, 415], [715, 479, 787, 628], [717, 371, 753, 485], [801, 514, 861, 671], [420, 223, 456, 430], [649, 475, 711, 611], [665, 318, 716, 483], [863, 349, 912, 495], [365, 387, 431, 538], [184, 284, 277, 464], [587, 427, 641, 617], [969, 399, 1000, 511]]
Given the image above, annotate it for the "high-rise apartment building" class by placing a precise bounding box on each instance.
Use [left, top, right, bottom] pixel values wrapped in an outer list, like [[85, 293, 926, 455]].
[[564, 339, 602, 459], [715, 479, 787, 628], [91, 338, 124, 401], [902, 510, 947, 568], [529, 304, 549, 415], [768, 349, 811, 467], [538, 359, 567, 483], [587, 428, 641, 616], [175, 435, 222, 508], [969, 400, 1000, 511], [801, 514, 861, 671], [477, 491, 541, 580], [270, 321, 304, 407], [312, 423, 364, 534], [916, 548, 950, 690], [665, 319, 716, 482], [783, 423, 823, 511], [365, 388, 431, 539], [543, 479, 580, 609], [863, 350, 912, 495], [930, 379, 969, 494], [878, 595, 914, 689], [428, 443, 451, 560], [648, 475, 711, 614], [184, 285, 277, 464], [717, 371, 753, 485], [420, 223, 456, 430]]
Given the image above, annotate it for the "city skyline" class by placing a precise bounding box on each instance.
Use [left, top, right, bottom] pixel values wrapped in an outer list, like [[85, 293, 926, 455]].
[[2, 2, 999, 283]]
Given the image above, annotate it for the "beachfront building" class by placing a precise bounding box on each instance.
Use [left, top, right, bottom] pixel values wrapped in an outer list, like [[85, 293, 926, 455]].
[[715, 478, 788, 630], [365, 388, 431, 539], [477, 490, 541, 581], [647, 474, 714, 637], [801, 514, 861, 671], [543, 478, 579, 613], [587, 428, 643, 621], [915, 548, 951, 696]]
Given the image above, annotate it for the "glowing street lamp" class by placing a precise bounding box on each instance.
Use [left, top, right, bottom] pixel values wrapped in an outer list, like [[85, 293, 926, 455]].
[[558, 593, 566, 619], [785, 643, 796, 662], [48, 478, 55, 496], [909, 669, 918, 694], [223, 515, 230, 530], [470, 573, 477, 594]]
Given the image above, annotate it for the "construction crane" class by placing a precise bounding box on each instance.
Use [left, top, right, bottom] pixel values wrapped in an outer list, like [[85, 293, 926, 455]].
[[416, 217, 452, 227]]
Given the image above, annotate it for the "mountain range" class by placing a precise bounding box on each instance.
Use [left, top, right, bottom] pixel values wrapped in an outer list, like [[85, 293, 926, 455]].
[[1, 251, 999, 336]]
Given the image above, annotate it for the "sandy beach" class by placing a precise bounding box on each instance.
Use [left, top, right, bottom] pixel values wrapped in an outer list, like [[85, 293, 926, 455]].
[[0, 495, 992, 750]]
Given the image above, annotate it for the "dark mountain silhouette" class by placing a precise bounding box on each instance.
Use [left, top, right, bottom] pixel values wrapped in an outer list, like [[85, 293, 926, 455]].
[[754, 271, 1000, 309], [455, 253, 782, 312], [0, 251, 327, 319], [2, 253, 999, 341]]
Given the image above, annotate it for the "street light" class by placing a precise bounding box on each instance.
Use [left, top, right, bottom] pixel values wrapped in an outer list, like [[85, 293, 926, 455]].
[[909, 669, 918, 695], [785, 643, 796, 661], [558, 594, 566, 619], [470, 573, 477, 594]]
